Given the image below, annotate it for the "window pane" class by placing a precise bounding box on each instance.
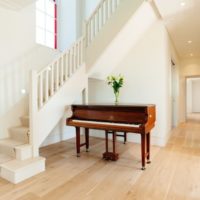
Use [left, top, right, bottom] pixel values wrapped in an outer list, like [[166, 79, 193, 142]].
[[36, 27, 45, 45], [45, 0, 55, 17], [46, 15, 54, 32], [36, 0, 45, 11], [36, 10, 45, 28], [45, 32, 54, 48], [36, 0, 56, 49]]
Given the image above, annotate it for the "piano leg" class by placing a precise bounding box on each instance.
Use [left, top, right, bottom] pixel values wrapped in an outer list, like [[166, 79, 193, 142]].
[[147, 132, 151, 164], [85, 128, 89, 152], [76, 127, 80, 157], [141, 134, 146, 170]]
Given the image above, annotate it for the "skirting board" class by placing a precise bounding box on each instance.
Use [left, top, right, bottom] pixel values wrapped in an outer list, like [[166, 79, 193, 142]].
[[89, 130, 170, 147], [41, 127, 171, 147]]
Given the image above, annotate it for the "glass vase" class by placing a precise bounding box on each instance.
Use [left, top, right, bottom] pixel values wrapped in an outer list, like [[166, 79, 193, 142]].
[[114, 91, 120, 105]]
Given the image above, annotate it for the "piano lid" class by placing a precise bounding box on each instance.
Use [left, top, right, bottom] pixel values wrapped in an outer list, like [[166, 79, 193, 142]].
[[69, 103, 156, 124]]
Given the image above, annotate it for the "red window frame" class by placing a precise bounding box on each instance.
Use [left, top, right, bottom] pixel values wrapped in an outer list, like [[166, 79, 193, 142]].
[[54, 0, 57, 49]]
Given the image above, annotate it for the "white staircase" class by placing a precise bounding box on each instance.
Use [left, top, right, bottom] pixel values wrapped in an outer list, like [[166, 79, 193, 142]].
[[0, 114, 45, 183], [0, 0, 152, 183]]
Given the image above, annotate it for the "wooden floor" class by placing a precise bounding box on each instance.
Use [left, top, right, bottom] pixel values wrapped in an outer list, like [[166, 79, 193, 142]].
[[0, 122, 200, 200]]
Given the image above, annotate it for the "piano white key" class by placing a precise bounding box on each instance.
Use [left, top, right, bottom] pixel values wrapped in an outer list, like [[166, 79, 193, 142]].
[[72, 119, 141, 128]]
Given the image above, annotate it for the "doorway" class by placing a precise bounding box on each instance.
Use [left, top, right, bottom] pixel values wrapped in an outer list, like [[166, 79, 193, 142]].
[[186, 76, 200, 122], [171, 60, 178, 128]]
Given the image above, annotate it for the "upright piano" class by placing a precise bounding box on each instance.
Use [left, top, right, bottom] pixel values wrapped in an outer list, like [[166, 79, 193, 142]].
[[66, 104, 156, 170]]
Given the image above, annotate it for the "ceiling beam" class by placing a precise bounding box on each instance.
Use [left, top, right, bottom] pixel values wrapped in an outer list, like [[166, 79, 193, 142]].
[[146, 0, 162, 19]]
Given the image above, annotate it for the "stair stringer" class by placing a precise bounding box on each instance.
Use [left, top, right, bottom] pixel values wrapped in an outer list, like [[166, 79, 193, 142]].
[[87, 1, 158, 79], [30, 64, 88, 155]]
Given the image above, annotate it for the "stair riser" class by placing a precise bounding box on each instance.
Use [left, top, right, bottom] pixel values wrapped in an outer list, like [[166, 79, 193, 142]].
[[20, 117, 29, 127], [9, 130, 29, 143], [15, 145, 32, 161], [0, 145, 15, 157]]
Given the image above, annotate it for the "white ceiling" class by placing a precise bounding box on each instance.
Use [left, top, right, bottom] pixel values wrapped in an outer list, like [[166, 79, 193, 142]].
[[0, 0, 35, 10], [154, 0, 200, 59]]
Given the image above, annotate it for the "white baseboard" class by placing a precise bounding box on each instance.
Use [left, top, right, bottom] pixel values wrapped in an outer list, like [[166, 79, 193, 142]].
[[41, 130, 75, 147], [89, 130, 168, 147], [41, 128, 170, 148]]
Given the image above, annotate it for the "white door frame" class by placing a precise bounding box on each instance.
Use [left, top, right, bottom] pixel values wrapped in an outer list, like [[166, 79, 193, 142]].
[[185, 75, 200, 121]]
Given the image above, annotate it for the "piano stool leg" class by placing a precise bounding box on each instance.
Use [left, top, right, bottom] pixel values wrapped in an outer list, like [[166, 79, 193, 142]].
[[147, 132, 151, 164], [76, 127, 81, 157], [116, 132, 127, 144], [105, 131, 109, 153], [113, 132, 116, 155], [103, 131, 119, 161], [124, 132, 127, 144], [141, 134, 146, 170], [85, 128, 89, 152]]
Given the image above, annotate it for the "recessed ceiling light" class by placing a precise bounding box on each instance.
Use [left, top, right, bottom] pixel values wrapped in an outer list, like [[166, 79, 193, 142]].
[[188, 40, 192, 44], [190, 53, 193, 57], [180, 2, 185, 6]]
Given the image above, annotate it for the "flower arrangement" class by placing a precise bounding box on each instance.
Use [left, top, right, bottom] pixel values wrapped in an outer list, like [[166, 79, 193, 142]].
[[107, 74, 124, 104]]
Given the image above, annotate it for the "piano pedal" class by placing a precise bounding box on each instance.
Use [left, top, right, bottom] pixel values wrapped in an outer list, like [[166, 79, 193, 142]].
[[103, 152, 119, 161]]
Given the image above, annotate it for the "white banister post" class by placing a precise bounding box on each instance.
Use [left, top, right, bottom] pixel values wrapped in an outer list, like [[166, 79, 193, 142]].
[[29, 70, 39, 157], [82, 21, 87, 63], [82, 78, 88, 104], [82, 20, 87, 48]]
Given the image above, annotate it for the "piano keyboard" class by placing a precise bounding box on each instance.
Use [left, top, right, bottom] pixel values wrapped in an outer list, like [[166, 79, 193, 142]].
[[72, 120, 141, 128]]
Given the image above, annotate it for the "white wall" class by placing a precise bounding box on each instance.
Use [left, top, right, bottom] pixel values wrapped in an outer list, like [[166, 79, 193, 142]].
[[87, 0, 146, 78], [170, 64, 180, 127], [0, 45, 59, 139], [88, 21, 177, 146], [186, 79, 193, 114], [41, 91, 83, 147], [57, 0, 85, 51], [0, 4, 59, 139], [0, 4, 35, 68], [192, 79, 200, 112], [84, 0, 101, 19], [0, 4, 35, 139], [179, 58, 200, 122]]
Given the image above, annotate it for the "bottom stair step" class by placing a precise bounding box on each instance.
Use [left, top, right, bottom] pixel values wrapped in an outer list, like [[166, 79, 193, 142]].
[[0, 157, 45, 184]]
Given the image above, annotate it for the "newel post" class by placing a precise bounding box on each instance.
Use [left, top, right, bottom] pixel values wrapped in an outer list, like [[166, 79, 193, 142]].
[[29, 70, 39, 157]]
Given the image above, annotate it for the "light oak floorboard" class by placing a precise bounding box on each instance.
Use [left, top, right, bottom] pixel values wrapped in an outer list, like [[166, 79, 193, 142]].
[[0, 123, 200, 200]]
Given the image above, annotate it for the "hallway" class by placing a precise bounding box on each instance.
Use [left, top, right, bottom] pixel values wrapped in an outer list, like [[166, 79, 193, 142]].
[[187, 113, 200, 123], [0, 122, 200, 200]]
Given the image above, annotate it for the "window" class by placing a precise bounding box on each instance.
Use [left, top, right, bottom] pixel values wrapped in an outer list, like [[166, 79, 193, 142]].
[[36, 0, 57, 49]]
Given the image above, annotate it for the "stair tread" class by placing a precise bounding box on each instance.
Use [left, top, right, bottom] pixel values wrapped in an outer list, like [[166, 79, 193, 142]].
[[15, 144, 31, 149], [0, 153, 14, 164], [0, 157, 45, 171], [0, 139, 27, 147], [10, 126, 29, 131]]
